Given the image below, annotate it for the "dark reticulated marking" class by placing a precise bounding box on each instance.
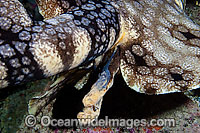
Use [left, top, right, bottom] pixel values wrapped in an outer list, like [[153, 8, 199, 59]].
[[145, 86, 157, 94], [180, 31, 197, 40], [0, 28, 44, 86], [171, 73, 184, 81], [133, 53, 147, 66], [56, 0, 89, 13], [131, 51, 147, 66], [67, 0, 120, 65], [0, 0, 120, 87]]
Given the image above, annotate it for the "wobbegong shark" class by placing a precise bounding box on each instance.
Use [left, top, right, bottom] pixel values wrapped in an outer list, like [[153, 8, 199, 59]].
[[0, 0, 199, 121]]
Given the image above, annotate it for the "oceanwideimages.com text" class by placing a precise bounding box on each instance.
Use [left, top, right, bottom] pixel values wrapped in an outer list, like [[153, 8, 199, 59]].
[[25, 115, 176, 128]]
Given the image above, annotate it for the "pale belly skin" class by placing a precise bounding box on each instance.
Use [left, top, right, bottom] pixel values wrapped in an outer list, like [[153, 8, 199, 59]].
[[0, 0, 200, 126]]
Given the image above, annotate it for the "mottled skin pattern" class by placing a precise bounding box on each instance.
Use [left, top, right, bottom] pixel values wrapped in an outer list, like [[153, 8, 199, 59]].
[[0, 0, 120, 87], [0, 0, 200, 121]]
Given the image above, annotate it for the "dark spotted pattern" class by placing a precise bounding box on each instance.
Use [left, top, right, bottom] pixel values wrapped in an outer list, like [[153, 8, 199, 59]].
[[68, 0, 120, 64], [0, 0, 120, 88]]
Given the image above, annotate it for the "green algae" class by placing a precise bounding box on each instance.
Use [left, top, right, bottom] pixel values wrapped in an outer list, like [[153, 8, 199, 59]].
[[0, 79, 49, 133]]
